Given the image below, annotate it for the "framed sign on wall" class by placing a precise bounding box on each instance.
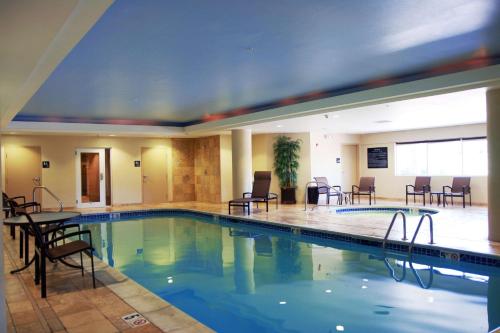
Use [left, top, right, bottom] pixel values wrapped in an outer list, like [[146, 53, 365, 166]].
[[367, 147, 388, 168]]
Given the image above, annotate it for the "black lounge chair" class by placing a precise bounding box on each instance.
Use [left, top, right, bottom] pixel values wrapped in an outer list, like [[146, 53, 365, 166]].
[[443, 177, 471, 208], [3, 192, 41, 239], [352, 177, 376, 205], [405, 177, 431, 206], [229, 171, 273, 215], [16, 211, 96, 298], [313, 177, 342, 205]]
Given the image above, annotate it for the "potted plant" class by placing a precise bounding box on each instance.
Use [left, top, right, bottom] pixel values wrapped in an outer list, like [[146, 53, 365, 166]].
[[273, 135, 302, 204]]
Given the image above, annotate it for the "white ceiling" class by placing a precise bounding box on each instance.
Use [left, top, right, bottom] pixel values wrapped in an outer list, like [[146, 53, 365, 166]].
[[245, 88, 486, 134]]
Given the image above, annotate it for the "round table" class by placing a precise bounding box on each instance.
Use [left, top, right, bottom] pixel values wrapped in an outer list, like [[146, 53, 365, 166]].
[[3, 212, 81, 274]]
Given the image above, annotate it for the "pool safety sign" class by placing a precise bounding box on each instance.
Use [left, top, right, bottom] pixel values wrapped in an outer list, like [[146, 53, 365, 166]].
[[122, 312, 150, 328]]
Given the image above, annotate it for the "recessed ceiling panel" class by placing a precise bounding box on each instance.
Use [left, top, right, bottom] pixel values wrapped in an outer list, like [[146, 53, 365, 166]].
[[14, 0, 500, 126]]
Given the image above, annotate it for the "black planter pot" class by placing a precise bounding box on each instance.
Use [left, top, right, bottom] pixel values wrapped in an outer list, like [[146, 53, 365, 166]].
[[281, 187, 296, 204]]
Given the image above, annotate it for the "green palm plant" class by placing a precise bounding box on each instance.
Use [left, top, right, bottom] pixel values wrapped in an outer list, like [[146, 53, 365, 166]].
[[273, 135, 302, 188]]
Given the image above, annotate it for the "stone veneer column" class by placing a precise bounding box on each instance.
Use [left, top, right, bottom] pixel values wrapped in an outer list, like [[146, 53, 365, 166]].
[[231, 129, 253, 198], [487, 87, 500, 242]]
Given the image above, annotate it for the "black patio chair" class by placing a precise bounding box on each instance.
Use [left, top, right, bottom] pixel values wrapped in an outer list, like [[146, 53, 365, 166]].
[[16, 211, 96, 298]]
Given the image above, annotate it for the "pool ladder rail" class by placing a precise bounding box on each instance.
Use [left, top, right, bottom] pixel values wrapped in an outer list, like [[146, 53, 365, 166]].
[[304, 181, 344, 211], [383, 210, 435, 255]]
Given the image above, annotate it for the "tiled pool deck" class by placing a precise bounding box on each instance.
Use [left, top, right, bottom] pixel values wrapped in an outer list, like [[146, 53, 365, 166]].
[[3, 199, 499, 332]]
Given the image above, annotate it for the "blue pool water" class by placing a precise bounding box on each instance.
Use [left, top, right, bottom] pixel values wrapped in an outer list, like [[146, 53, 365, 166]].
[[81, 215, 500, 333]]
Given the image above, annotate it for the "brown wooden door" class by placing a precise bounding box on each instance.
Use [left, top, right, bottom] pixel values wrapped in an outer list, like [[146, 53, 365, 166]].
[[141, 147, 168, 204], [5, 146, 42, 202]]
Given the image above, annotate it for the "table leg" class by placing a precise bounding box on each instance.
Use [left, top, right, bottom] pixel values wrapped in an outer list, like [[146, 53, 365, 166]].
[[10, 225, 35, 274]]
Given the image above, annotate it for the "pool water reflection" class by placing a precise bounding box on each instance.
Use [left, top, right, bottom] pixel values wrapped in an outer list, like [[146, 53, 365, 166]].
[[82, 215, 500, 333]]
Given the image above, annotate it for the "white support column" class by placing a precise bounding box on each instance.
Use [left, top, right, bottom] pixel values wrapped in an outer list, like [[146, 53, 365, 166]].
[[231, 129, 253, 198], [0, 134, 5, 332], [487, 87, 500, 242]]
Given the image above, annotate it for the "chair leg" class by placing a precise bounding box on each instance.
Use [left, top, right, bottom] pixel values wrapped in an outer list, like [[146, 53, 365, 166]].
[[413, 194, 416, 203], [406, 193, 408, 205], [266, 200, 268, 212], [462, 194, 465, 208], [90, 251, 96, 289], [423, 193, 426, 206], [41, 253, 47, 298], [10, 225, 15, 239], [469, 193, 472, 207], [19, 229, 23, 259], [34, 252, 40, 285], [369, 193, 371, 206], [80, 252, 84, 276], [228, 203, 231, 215]]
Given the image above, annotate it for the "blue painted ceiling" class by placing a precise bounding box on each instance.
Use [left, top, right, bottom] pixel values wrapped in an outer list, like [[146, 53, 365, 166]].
[[15, 0, 500, 126]]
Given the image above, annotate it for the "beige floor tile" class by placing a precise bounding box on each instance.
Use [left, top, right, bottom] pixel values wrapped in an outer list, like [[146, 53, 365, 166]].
[[66, 319, 118, 333], [59, 309, 107, 329]]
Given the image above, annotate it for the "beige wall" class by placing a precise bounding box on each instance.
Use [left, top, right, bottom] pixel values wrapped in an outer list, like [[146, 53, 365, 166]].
[[310, 132, 360, 188], [2, 135, 173, 208], [358, 124, 488, 204], [252, 133, 311, 203]]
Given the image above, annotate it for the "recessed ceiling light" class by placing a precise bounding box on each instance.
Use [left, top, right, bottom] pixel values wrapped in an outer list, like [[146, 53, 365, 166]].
[[336, 325, 345, 332], [374, 120, 392, 124], [276, 125, 283, 128], [109, 134, 116, 137], [279, 301, 287, 305]]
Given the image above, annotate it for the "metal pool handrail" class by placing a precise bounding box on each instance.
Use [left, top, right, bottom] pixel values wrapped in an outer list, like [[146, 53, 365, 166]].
[[33, 186, 64, 212], [409, 213, 435, 254], [382, 210, 408, 248], [304, 181, 343, 211]]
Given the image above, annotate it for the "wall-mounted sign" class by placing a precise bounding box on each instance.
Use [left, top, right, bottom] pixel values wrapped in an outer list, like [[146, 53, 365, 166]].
[[134, 160, 141, 167], [336, 157, 341, 164], [42, 161, 50, 168], [367, 147, 388, 168]]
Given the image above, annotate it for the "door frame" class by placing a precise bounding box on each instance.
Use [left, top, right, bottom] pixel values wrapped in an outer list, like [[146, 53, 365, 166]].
[[75, 148, 106, 208]]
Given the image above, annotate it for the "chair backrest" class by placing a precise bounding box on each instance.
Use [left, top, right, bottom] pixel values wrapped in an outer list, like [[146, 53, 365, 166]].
[[314, 177, 329, 194], [251, 171, 272, 198], [359, 177, 375, 191], [414, 177, 431, 192], [2, 192, 9, 208], [451, 177, 471, 193], [14, 211, 45, 248]]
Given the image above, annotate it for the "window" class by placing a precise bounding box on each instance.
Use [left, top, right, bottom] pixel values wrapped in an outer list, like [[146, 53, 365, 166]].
[[395, 137, 487, 176]]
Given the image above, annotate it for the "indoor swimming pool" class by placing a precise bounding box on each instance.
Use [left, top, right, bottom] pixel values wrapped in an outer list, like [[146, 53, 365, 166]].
[[80, 214, 499, 333]]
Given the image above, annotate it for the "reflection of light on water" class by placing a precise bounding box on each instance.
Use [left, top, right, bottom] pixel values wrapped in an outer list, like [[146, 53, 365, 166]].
[[362, 285, 368, 289], [325, 289, 332, 293], [279, 301, 287, 305], [363, 278, 369, 282], [336, 325, 345, 331]]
